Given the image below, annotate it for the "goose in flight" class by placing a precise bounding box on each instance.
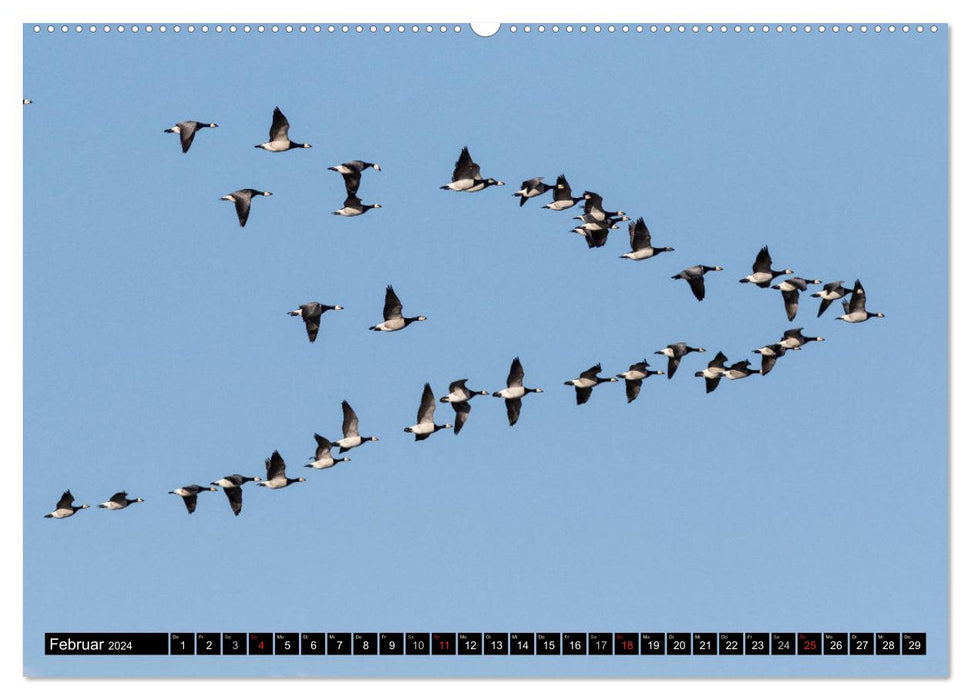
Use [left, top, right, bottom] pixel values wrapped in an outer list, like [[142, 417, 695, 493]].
[[513, 177, 554, 206], [98, 491, 144, 510], [369, 285, 426, 331], [404, 383, 452, 440], [329, 160, 381, 195], [836, 280, 885, 323], [694, 352, 730, 393], [332, 400, 379, 453], [542, 175, 583, 210], [621, 217, 674, 260], [169, 484, 217, 514], [811, 280, 854, 317], [440, 146, 504, 191], [44, 490, 89, 519], [778, 327, 825, 350], [164, 120, 218, 153], [739, 246, 793, 287], [333, 194, 382, 217], [439, 379, 489, 434], [221, 189, 272, 227], [564, 363, 618, 405], [723, 360, 760, 381], [656, 343, 706, 379], [616, 360, 664, 403], [753, 343, 788, 375], [288, 302, 343, 343], [210, 475, 261, 516], [581, 191, 625, 222], [258, 451, 306, 489], [306, 434, 351, 469], [772, 277, 822, 321], [254, 106, 311, 151], [671, 265, 723, 301], [493, 357, 543, 426]]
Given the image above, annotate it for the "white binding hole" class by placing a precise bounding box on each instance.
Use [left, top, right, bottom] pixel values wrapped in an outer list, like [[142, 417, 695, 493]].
[[917, 25, 924, 33], [32, 25, 40, 33]]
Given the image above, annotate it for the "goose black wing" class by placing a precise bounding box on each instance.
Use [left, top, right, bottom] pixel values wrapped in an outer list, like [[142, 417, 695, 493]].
[[453, 401, 471, 434], [553, 174, 573, 201], [752, 246, 772, 273], [624, 379, 643, 403], [710, 352, 729, 370], [781, 288, 800, 321], [586, 228, 609, 248], [341, 170, 362, 197], [452, 146, 480, 181], [505, 397, 522, 426], [341, 401, 360, 438], [417, 383, 436, 424], [383, 285, 403, 321], [233, 192, 252, 227], [760, 354, 780, 375], [178, 121, 198, 153], [55, 490, 75, 510], [182, 492, 198, 514], [266, 451, 286, 481], [314, 434, 334, 460], [848, 279, 867, 313], [579, 364, 602, 382], [507, 357, 525, 388], [575, 386, 593, 405], [629, 217, 651, 251], [223, 486, 243, 516], [269, 107, 290, 142], [686, 272, 707, 301], [301, 303, 323, 342]]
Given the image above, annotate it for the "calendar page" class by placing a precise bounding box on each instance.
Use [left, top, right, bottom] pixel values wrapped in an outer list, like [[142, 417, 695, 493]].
[[22, 20, 947, 678]]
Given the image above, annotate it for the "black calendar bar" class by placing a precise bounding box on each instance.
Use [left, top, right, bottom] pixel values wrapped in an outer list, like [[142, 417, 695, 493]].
[[45, 633, 169, 655], [43, 632, 927, 656]]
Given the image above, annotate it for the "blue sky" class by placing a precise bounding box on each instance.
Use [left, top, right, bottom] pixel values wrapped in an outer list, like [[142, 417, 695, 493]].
[[22, 22, 947, 678]]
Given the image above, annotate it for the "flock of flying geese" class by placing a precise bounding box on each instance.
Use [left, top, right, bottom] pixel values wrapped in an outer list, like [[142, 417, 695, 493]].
[[42, 107, 886, 520]]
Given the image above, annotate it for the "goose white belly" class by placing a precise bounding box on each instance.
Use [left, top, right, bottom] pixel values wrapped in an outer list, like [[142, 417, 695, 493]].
[[336, 435, 363, 449], [444, 178, 475, 191], [406, 422, 435, 435], [307, 458, 337, 469], [498, 386, 526, 399], [619, 370, 647, 381], [623, 248, 655, 260]]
